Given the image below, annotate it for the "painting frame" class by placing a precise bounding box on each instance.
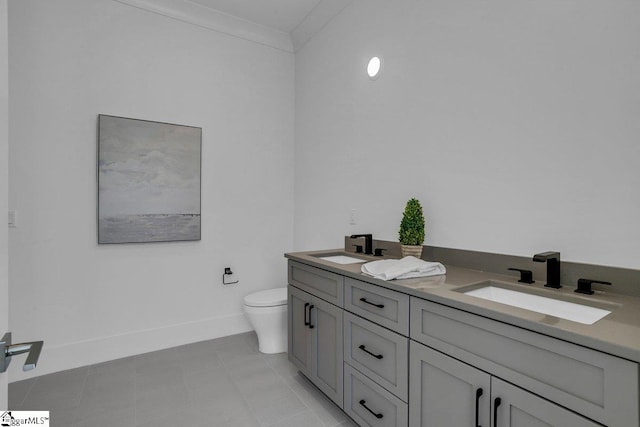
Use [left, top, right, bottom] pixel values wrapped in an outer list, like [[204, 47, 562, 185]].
[[97, 114, 202, 244]]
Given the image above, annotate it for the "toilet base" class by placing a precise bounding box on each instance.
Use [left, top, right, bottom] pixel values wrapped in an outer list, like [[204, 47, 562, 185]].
[[257, 337, 287, 354], [243, 304, 288, 354]]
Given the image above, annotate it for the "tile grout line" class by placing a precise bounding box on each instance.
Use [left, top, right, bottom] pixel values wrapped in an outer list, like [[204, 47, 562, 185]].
[[16, 377, 38, 409], [269, 360, 330, 426], [72, 368, 90, 424], [272, 363, 357, 427], [217, 345, 264, 426]]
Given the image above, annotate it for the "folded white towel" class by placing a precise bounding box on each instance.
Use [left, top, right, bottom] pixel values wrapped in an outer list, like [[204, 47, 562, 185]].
[[361, 256, 446, 281]]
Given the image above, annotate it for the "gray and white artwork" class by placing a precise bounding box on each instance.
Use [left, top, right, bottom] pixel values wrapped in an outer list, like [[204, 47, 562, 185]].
[[98, 115, 201, 244]]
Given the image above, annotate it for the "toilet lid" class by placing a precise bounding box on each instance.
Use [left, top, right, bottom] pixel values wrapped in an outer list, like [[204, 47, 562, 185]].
[[244, 287, 288, 307]]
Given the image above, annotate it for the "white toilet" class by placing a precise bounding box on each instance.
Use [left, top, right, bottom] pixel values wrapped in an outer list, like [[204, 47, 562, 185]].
[[243, 287, 288, 354]]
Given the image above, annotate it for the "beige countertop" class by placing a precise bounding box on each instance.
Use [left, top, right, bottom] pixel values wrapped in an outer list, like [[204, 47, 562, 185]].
[[286, 249, 640, 364]]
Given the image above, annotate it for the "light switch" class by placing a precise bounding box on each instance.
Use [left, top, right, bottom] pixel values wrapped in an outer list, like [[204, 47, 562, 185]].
[[8, 210, 16, 228], [349, 209, 356, 225]]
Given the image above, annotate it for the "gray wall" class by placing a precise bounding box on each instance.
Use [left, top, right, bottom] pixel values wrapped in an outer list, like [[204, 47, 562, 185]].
[[8, 0, 294, 381], [294, 0, 640, 269]]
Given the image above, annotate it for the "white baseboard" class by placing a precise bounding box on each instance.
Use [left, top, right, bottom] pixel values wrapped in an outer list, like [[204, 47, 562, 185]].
[[8, 312, 252, 382]]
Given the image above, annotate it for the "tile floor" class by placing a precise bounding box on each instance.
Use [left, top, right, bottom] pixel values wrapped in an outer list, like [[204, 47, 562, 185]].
[[8, 332, 358, 427]]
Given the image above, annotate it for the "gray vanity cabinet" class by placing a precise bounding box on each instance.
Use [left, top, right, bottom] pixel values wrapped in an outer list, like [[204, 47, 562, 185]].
[[287, 257, 639, 427], [288, 262, 344, 408], [409, 342, 600, 427], [410, 297, 639, 426]]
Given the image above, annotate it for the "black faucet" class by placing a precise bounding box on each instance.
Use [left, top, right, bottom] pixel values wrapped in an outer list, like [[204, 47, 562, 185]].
[[533, 251, 561, 288], [575, 278, 612, 295], [350, 234, 373, 255], [507, 268, 535, 284]]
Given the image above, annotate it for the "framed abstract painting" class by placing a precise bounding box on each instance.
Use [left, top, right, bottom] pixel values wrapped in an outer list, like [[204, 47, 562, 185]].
[[97, 115, 202, 244]]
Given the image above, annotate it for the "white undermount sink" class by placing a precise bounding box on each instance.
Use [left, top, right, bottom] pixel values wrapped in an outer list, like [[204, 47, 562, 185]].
[[317, 255, 367, 265], [462, 284, 612, 325]]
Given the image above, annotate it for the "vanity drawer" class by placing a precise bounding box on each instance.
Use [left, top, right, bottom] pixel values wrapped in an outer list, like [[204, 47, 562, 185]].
[[344, 278, 409, 335], [288, 260, 344, 306], [410, 297, 639, 427], [344, 312, 409, 401], [344, 363, 408, 427]]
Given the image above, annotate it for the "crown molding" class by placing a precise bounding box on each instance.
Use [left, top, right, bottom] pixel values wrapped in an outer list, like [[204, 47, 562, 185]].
[[113, 0, 294, 52], [291, 0, 352, 52]]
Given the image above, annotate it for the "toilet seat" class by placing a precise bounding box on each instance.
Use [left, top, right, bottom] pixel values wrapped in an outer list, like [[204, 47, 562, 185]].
[[243, 287, 287, 307]]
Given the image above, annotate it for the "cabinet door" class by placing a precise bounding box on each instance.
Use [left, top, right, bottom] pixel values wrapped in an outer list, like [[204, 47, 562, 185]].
[[288, 285, 312, 376], [409, 341, 491, 427], [492, 378, 600, 427], [311, 295, 344, 408]]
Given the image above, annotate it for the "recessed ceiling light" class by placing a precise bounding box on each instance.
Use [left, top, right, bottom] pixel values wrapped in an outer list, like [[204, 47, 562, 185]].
[[367, 56, 382, 79]]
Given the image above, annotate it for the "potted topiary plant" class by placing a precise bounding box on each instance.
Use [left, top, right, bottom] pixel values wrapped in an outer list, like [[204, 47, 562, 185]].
[[399, 198, 425, 258]]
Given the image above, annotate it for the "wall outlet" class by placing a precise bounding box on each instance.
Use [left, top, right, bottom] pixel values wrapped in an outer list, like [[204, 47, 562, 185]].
[[349, 209, 356, 225]]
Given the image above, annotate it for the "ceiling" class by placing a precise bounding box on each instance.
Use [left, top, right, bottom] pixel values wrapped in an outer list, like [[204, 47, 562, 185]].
[[114, 0, 352, 52], [187, 0, 324, 33]]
